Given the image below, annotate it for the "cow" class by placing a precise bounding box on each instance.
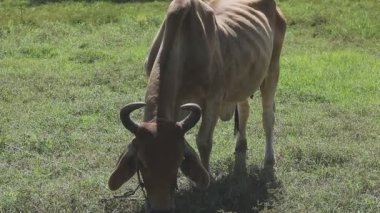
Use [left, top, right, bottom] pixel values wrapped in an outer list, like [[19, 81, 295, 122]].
[[108, 0, 286, 212]]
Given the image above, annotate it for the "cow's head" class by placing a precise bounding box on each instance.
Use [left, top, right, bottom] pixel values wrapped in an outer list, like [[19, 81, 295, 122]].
[[108, 102, 209, 212]]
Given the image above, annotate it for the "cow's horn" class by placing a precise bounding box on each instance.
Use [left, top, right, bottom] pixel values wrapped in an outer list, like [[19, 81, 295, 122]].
[[120, 102, 146, 134], [180, 103, 202, 133]]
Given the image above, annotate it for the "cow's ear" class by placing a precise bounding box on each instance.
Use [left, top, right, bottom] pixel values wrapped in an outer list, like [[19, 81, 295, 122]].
[[108, 143, 137, 191], [180, 143, 210, 189]]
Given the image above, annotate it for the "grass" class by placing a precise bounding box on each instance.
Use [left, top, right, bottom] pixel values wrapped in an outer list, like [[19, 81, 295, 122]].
[[0, 0, 379, 212]]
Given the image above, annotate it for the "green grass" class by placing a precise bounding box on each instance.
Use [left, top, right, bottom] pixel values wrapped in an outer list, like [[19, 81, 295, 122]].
[[0, 0, 379, 212]]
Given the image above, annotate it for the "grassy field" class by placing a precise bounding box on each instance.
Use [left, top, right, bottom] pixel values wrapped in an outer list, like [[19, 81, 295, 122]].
[[0, 0, 379, 212]]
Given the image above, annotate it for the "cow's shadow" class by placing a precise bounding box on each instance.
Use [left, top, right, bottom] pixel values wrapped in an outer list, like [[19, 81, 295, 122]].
[[102, 152, 282, 213], [175, 152, 282, 213]]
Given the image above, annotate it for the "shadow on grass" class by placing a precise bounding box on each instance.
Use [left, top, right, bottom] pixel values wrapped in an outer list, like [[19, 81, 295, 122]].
[[101, 152, 283, 213]]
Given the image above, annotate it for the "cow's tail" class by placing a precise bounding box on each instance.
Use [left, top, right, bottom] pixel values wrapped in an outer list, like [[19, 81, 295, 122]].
[[234, 95, 253, 136], [234, 105, 239, 136]]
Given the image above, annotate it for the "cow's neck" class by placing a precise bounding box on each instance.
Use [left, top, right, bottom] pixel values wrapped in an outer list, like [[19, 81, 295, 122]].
[[144, 0, 212, 123], [143, 54, 182, 123], [143, 67, 159, 122]]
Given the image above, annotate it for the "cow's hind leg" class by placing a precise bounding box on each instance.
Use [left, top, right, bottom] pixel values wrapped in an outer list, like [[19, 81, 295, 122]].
[[260, 9, 286, 166], [196, 101, 219, 172], [235, 99, 250, 153], [260, 51, 281, 166], [260, 79, 277, 166]]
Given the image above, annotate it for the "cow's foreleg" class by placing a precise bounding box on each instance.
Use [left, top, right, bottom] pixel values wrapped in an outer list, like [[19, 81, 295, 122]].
[[235, 99, 250, 153], [196, 102, 219, 172]]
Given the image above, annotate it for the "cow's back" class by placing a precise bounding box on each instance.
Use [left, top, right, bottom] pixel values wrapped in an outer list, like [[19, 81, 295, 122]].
[[210, 0, 278, 102]]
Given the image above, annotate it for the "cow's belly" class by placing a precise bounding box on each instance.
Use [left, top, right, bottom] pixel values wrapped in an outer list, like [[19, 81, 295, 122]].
[[222, 54, 271, 102]]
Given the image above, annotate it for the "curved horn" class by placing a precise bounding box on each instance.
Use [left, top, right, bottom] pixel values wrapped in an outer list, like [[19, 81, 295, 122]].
[[120, 102, 146, 134], [180, 103, 202, 133]]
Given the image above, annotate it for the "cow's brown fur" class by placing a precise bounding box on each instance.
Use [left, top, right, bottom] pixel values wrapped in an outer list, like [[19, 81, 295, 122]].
[[109, 0, 286, 212]]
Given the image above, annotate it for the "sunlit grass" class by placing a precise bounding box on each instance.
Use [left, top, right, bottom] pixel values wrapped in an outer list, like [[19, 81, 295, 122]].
[[0, 0, 379, 212]]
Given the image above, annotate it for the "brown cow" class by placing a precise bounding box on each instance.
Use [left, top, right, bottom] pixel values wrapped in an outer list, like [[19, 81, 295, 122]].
[[109, 0, 286, 212]]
